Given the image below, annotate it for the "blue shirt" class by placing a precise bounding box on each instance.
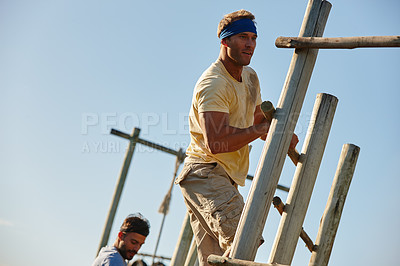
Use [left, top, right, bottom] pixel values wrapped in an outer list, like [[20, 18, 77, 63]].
[[92, 246, 126, 266]]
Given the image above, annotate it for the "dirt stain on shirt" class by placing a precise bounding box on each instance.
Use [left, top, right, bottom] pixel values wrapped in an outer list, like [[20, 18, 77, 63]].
[[247, 72, 259, 104]]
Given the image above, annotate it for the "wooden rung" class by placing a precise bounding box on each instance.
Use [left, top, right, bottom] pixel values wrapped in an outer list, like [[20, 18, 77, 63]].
[[275, 36, 400, 49], [272, 196, 316, 253], [246, 175, 290, 192], [207, 255, 288, 266]]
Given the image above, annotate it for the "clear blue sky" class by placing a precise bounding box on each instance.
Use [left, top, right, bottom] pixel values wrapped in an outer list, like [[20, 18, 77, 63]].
[[1, 0, 399, 265]]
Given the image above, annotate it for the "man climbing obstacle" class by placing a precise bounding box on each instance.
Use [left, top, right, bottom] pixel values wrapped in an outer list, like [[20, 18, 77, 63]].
[[175, 10, 299, 266]]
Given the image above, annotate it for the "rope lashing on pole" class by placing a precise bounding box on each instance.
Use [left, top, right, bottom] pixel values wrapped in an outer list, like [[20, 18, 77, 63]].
[[152, 148, 185, 264]]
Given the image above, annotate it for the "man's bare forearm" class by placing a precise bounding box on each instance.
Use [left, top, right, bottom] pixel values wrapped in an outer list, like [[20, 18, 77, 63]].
[[205, 122, 269, 154]]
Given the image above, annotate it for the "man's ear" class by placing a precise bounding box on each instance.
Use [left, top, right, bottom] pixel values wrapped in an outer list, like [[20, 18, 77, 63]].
[[221, 38, 228, 47], [118, 231, 124, 240]]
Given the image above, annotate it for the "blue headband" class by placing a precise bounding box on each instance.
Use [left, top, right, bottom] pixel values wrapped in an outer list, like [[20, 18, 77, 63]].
[[219, 18, 257, 39]]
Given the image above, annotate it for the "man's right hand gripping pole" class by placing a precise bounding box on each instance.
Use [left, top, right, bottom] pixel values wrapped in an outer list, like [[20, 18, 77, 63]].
[[260, 101, 300, 166]]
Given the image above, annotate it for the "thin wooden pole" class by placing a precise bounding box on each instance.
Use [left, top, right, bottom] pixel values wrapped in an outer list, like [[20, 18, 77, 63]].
[[170, 212, 194, 266], [151, 214, 167, 264], [309, 144, 360, 266], [276, 36, 400, 49], [136, 252, 171, 261], [184, 240, 199, 266], [110, 128, 185, 160], [269, 93, 338, 265], [152, 151, 183, 264], [208, 255, 288, 266], [230, 0, 331, 261], [246, 174, 290, 192], [97, 127, 141, 255]]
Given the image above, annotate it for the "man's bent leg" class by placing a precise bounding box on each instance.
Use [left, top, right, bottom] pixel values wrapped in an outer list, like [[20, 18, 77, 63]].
[[187, 205, 224, 265], [178, 163, 244, 265]]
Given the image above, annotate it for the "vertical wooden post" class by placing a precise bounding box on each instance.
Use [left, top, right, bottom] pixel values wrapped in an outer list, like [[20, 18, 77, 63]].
[[170, 212, 194, 266], [269, 93, 338, 265], [184, 240, 199, 266], [309, 144, 360, 266], [96, 127, 141, 255], [230, 0, 331, 261]]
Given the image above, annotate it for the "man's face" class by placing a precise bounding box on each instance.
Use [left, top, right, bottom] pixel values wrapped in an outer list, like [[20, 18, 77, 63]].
[[224, 32, 257, 66], [117, 232, 146, 260]]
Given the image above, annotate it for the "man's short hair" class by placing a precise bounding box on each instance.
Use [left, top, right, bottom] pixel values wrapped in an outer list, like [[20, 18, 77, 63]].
[[217, 9, 256, 38], [120, 213, 150, 237]]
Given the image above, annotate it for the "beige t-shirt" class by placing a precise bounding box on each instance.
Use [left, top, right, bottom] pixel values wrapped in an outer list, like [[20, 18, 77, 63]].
[[185, 59, 262, 186]]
